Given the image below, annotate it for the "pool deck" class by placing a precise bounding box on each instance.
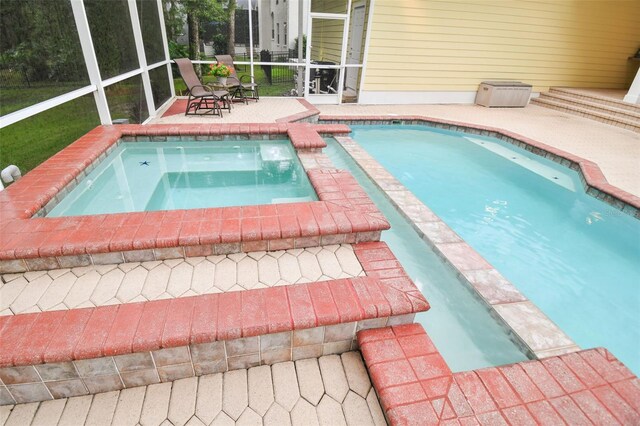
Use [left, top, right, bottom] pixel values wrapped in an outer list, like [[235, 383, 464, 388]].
[[1, 98, 639, 424]]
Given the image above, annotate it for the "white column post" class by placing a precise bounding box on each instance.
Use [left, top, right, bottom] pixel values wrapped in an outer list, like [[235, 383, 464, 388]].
[[128, 0, 157, 118], [337, 0, 353, 104], [157, 0, 176, 97], [248, 0, 255, 82], [623, 65, 640, 104], [70, 0, 111, 124]]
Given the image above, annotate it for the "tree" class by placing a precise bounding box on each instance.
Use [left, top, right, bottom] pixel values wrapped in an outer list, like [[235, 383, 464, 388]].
[[181, 0, 224, 76], [226, 0, 236, 58]]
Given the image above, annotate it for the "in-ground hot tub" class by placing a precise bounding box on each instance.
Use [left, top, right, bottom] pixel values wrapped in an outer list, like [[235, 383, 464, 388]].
[[47, 140, 317, 217]]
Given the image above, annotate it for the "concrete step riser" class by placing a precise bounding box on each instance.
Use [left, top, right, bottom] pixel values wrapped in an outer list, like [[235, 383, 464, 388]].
[[549, 88, 640, 113], [532, 99, 640, 133], [538, 94, 640, 121]]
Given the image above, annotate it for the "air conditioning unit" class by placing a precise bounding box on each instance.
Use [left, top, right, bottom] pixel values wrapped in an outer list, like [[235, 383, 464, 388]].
[[475, 81, 532, 107]]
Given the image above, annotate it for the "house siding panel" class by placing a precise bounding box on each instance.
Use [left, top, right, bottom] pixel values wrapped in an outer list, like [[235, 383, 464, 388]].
[[363, 0, 640, 92]]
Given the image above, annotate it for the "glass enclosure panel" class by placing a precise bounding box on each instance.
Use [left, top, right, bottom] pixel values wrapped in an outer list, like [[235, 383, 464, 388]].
[[308, 67, 340, 94], [137, 0, 166, 65], [105, 75, 149, 124], [149, 66, 172, 108], [311, 0, 348, 14], [0, 94, 99, 174], [200, 2, 253, 60], [0, 0, 89, 116], [84, 0, 139, 79], [257, 64, 296, 96]]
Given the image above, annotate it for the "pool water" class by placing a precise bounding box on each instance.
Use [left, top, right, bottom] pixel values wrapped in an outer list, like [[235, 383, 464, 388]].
[[47, 140, 317, 217], [325, 138, 529, 372], [351, 125, 640, 375]]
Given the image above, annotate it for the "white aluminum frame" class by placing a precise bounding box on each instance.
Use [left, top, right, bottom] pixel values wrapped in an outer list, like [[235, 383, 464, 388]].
[[0, 0, 173, 130]]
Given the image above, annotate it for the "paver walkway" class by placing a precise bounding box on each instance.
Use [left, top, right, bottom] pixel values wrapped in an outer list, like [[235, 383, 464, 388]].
[[0, 352, 386, 426], [0, 245, 364, 316]]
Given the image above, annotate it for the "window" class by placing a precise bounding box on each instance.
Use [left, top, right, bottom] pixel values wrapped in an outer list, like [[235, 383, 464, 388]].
[[277, 23, 280, 44], [284, 22, 287, 46], [271, 13, 274, 39]]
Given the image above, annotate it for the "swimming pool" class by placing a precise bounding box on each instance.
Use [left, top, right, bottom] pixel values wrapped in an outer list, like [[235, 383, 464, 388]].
[[325, 138, 528, 372], [351, 124, 640, 375], [47, 140, 317, 217]]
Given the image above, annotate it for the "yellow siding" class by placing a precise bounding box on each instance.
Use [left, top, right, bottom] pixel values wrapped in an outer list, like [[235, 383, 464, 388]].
[[311, 18, 344, 64], [364, 0, 640, 92]]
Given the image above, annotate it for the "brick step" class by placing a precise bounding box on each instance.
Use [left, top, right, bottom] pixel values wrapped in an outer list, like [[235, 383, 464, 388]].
[[538, 92, 640, 122], [358, 324, 640, 425], [531, 97, 640, 133], [0, 242, 430, 405], [549, 87, 640, 113], [0, 245, 367, 316], [0, 351, 386, 424]]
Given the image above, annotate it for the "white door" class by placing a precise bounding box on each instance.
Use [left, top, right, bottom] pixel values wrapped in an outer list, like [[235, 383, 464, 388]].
[[346, 4, 365, 91]]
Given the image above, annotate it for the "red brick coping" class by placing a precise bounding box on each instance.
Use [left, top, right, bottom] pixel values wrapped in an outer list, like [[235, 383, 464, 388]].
[[0, 123, 392, 273], [320, 115, 640, 218], [359, 324, 640, 425]]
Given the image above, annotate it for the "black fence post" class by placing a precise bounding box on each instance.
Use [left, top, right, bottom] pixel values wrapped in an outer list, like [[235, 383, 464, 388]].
[[260, 50, 272, 85]]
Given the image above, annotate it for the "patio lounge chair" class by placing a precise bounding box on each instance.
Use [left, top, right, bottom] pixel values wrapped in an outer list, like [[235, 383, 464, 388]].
[[215, 54, 260, 103], [174, 58, 231, 117]]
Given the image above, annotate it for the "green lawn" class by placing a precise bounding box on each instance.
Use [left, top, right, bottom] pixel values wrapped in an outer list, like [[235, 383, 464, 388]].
[[1, 66, 298, 176], [0, 95, 100, 175]]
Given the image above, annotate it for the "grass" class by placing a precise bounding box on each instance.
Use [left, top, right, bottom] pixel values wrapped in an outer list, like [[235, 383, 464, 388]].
[[1, 66, 298, 176], [173, 65, 296, 97], [0, 95, 99, 174]]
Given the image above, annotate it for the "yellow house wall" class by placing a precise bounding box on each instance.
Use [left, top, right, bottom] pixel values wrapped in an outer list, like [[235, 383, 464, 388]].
[[363, 0, 640, 93]]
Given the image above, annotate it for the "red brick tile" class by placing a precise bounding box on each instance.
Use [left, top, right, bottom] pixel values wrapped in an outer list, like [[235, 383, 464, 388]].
[[241, 290, 268, 337], [410, 354, 452, 381], [591, 385, 640, 424], [392, 324, 425, 338], [190, 294, 218, 344], [376, 281, 413, 315], [327, 279, 363, 322], [14, 310, 66, 366], [379, 382, 428, 411], [279, 215, 301, 238], [474, 411, 508, 426], [498, 364, 544, 404], [454, 371, 498, 415], [526, 400, 565, 425], [446, 382, 475, 418], [0, 313, 39, 367], [264, 286, 292, 333], [103, 302, 145, 356], [162, 297, 196, 347], [287, 285, 317, 329], [579, 348, 631, 383], [547, 395, 593, 424], [369, 359, 418, 390], [74, 305, 119, 359], [397, 333, 437, 358], [220, 219, 241, 243], [44, 308, 93, 363], [360, 339, 405, 366], [475, 368, 522, 409], [155, 225, 180, 248], [217, 292, 243, 340], [330, 211, 352, 233], [387, 400, 439, 426], [199, 220, 222, 245], [421, 376, 452, 400], [571, 390, 622, 425], [259, 216, 281, 240], [240, 217, 261, 241], [611, 379, 640, 414], [559, 352, 607, 388], [132, 300, 171, 352], [308, 281, 340, 326], [348, 277, 381, 318], [132, 224, 160, 250], [541, 357, 586, 394], [178, 221, 201, 246], [357, 327, 396, 346], [520, 360, 565, 398]]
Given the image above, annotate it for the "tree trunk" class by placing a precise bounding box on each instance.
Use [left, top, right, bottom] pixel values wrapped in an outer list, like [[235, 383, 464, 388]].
[[227, 0, 236, 56], [187, 12, 201, 77]]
